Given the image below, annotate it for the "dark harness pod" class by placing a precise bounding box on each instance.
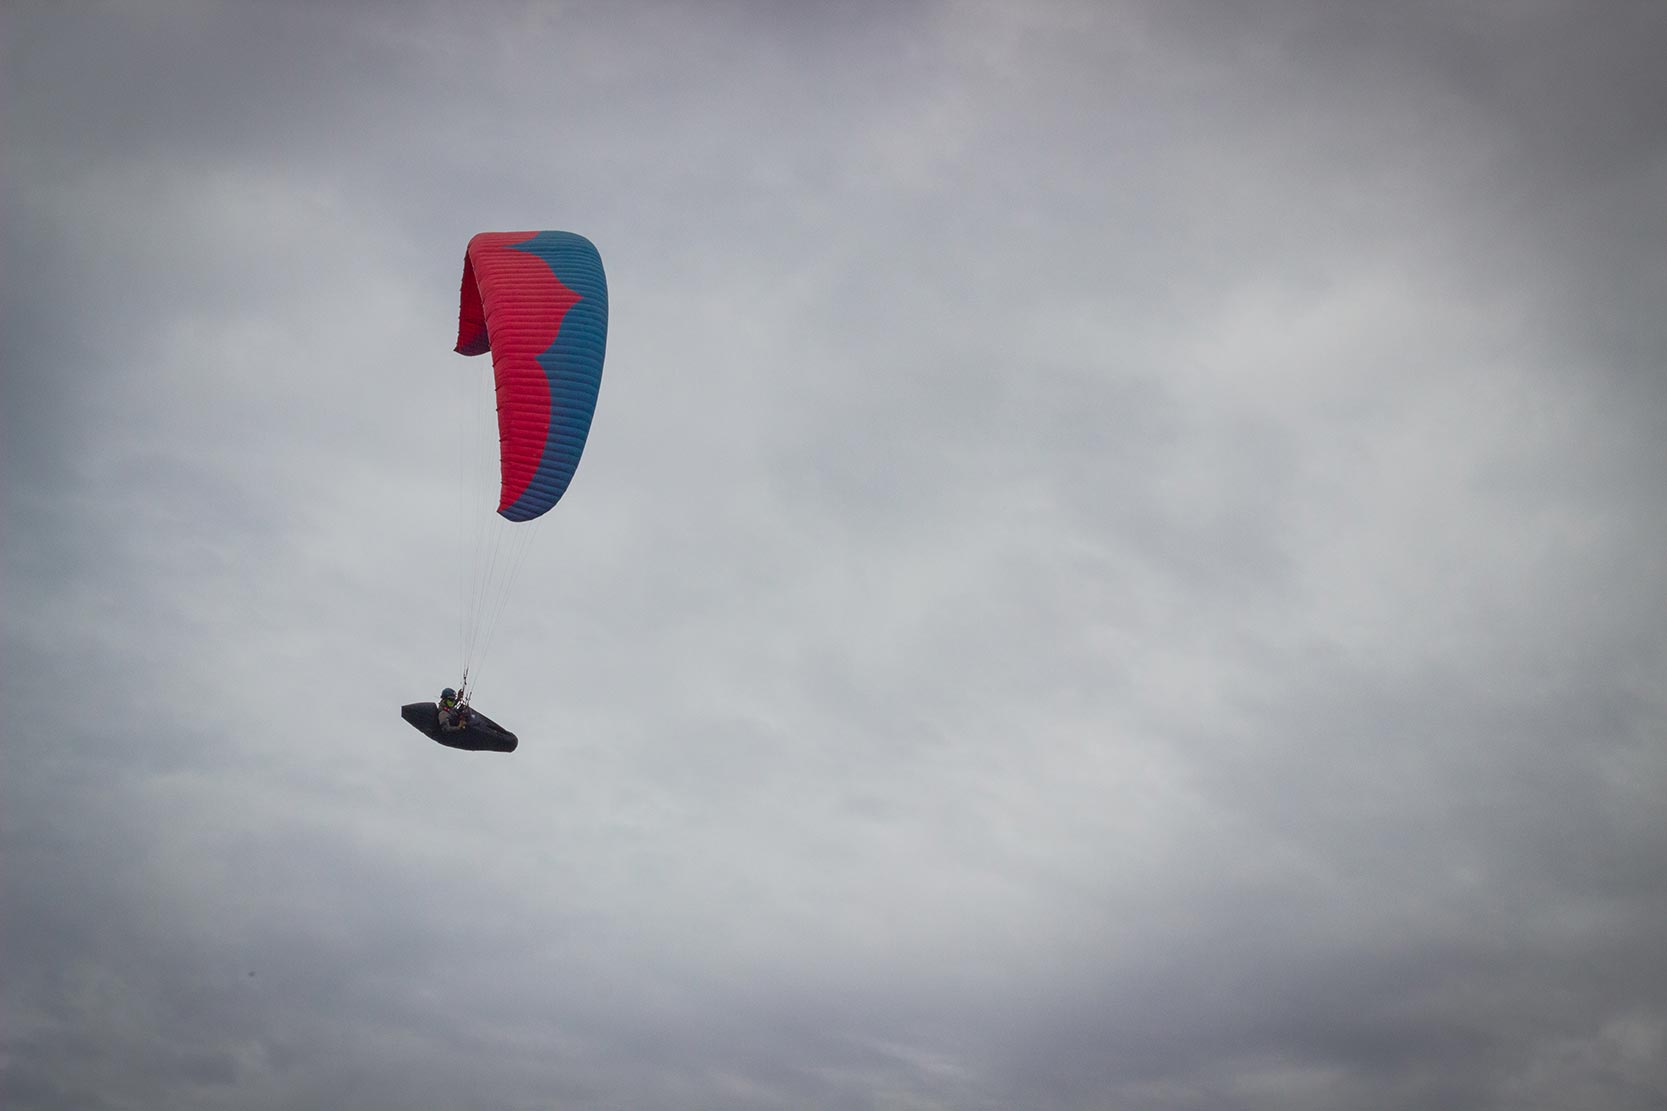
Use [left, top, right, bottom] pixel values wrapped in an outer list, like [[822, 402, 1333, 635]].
[[401, 702, 519, 753]]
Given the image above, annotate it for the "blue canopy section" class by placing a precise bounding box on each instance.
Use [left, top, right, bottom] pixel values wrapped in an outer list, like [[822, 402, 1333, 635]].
[[503, 232, 609, 522]]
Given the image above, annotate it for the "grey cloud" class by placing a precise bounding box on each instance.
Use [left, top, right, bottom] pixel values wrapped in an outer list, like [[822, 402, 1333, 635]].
[[5, 2, 1665, 1109]]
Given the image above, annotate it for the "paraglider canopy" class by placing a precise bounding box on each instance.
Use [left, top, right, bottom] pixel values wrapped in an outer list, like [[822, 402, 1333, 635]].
[[455, 230, 608, 522]]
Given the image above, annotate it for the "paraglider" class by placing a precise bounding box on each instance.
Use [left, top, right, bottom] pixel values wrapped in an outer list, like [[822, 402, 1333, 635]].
[[401, 697, 519, 753], [437, 687, 465, 731], [401, 231, 608, 753]]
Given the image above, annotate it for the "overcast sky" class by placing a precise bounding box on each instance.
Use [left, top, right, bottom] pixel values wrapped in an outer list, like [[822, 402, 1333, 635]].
[[4, 2, 1666, 1109]]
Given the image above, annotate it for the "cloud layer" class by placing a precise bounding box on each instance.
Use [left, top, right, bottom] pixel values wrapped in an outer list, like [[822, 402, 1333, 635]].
[[5, 2, 1665, 1108]]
